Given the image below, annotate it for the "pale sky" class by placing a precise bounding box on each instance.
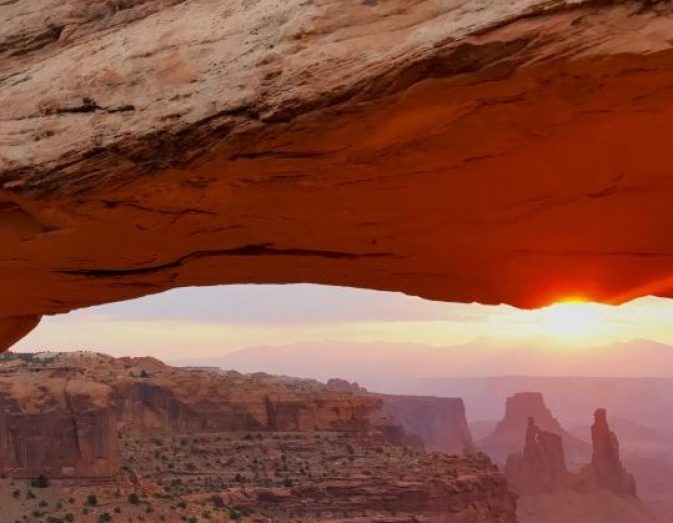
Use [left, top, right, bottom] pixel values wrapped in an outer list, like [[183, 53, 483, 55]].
[[13, 284, 673, 361]]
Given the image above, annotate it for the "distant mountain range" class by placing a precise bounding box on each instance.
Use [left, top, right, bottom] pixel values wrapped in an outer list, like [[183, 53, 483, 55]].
[[172, 337, 673, 380]]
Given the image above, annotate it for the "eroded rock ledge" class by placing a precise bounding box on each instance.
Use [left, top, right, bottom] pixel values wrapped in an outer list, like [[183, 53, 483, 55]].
[[2, 0, 673, 347], [0, 352, 518, 522]]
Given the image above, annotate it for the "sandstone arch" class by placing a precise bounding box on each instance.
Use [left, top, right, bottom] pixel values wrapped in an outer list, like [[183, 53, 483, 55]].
[[2, 0, 673, 349]]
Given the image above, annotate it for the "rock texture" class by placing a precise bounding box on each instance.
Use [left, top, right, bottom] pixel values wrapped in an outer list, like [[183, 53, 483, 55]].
[[3, 2, 673, 346], [512, 408, 640, 499], [0, 352, 379, 480], [503, 403, 637, 498], [586, 408, 637, 497], [505, 417, 570, 494], [0, 351, 517, 523], [164, 438, 516, 522], [0, 373, 119, 479], [480, 392, 589, 464], [0, 316, 41, 353], [505, 407, 649, 522], [377, 394, 474, 454], [327, 379, 474, 453]]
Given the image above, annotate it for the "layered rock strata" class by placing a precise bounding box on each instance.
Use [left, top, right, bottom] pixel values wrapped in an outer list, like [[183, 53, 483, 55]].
[[0, 351, 518, 522], [327, 379, 474, 453], [4, 2, 673, 348], [0, 353, 380, 479], [0, 374, 119, 480]]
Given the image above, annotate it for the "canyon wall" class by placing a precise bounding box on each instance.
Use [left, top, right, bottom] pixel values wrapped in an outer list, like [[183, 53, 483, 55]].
[[378, 394, 474, 454], [0, 375, 119, 479], [113, 374, 380, 435], [505, 417, 571, 495], [0, 359, 648, 521], [0, 353, 518, 521], [327, 378, 474, 453], [0, 355, 380, 479]]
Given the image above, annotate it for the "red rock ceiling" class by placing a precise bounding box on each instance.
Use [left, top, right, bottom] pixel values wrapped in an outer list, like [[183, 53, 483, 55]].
[[2, 0, 673, 349]]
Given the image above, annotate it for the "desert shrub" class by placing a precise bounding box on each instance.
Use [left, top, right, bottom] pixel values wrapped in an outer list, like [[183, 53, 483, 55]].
[[31, 475, 49, 488]]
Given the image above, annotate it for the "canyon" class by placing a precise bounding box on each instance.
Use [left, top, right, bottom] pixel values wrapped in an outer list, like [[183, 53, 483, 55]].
[[490, 393, 656, 523], [327, 378, 474, 454], [4, 1, 673, 350], [4, 1, 673, 521], [0, 351, 516, 522], [184, 344, 673, 521]]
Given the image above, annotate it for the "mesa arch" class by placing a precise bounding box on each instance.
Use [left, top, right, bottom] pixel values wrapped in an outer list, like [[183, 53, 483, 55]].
[[2, 0, 673, 350]]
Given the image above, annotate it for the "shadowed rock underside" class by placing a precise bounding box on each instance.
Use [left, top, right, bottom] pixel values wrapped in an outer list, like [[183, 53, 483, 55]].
[[3, 1, 673, 348]]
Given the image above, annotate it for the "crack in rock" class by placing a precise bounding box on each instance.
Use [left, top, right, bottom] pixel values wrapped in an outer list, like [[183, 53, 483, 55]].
[[57, 244, 394, 277]]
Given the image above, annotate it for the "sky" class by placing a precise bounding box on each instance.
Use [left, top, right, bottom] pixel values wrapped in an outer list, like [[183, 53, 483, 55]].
[[13, 284, 673, 362]]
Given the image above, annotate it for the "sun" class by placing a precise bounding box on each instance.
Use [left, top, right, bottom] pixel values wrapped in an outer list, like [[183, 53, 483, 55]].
[[529, 298, 611, 343]]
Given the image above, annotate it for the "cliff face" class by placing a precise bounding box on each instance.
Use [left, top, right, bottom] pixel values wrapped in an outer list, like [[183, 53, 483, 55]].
[[4, 2, 673, 350], [378, 394, 474, 454], [326, 379, 474, 453], [0, 375, 119, 479], [0, 351, 517, 523], [127, 431, 517, 523], [114, 375, 379, 435], [505, 417, 570, 495], [0, 354, 380, 480]]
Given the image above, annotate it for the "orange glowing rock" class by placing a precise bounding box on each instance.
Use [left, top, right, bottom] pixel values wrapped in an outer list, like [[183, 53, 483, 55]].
[[2, 1, 673, 348]]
